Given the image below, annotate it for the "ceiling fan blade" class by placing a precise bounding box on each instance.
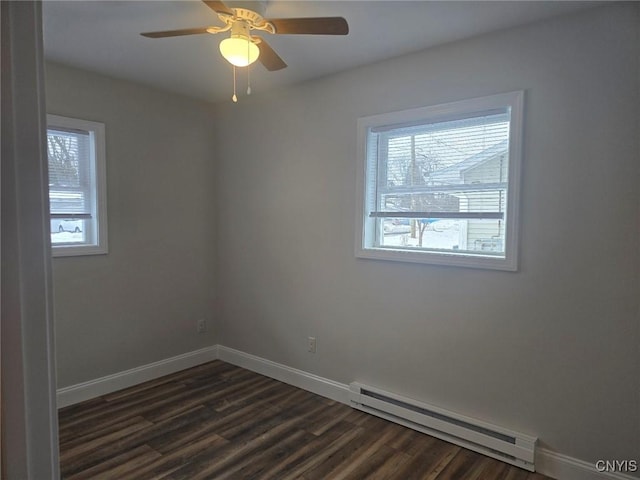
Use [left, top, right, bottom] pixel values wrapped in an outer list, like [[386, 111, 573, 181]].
[[202, 0, 233, 16], [256, 39, 287, 71], [268, 17, 348, 35], [141, 27, 211, 38]]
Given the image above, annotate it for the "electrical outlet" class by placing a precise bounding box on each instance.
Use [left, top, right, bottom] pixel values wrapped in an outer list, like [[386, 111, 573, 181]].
[[197, 319, 206, 334], [307, 336, 316, 353]]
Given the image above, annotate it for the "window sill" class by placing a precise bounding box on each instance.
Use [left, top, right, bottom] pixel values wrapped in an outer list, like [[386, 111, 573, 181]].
[[52, 244, 108, 257], [356, 246, 517, 271]]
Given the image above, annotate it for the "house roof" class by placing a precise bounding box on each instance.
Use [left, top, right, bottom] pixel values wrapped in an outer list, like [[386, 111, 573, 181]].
[[429, 139, 508, 184]]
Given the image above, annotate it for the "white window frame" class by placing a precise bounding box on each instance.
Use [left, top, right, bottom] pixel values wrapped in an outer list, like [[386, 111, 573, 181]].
[[47, 114, 108, 257], [355, 91, 524, 271]]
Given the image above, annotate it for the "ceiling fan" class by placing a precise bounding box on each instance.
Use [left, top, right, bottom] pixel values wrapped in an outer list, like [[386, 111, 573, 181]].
[[140, 0, 349, 73]]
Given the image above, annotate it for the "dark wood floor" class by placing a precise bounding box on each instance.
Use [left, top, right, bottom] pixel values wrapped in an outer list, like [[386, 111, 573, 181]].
[[58, 360, 551, 480]]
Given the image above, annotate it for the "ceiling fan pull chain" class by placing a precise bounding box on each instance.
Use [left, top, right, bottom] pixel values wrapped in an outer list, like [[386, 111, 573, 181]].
[[232, 66, 238, 103], [247, 40, 252, 95]]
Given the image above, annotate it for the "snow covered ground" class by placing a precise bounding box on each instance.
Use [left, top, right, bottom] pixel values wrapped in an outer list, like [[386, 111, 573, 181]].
[[382, 219, 462, 250], [51, 231, 84, 245]]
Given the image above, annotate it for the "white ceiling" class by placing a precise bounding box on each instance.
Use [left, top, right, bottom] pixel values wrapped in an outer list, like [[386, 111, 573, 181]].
[[43, 0, 599, 104]]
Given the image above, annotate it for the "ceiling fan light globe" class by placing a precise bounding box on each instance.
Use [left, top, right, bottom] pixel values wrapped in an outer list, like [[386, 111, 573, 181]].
[[219, 37, 260, 67]]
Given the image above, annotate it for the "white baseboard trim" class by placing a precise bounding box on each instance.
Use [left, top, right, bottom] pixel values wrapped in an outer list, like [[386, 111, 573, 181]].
[[56, 344, 638, 480], [537, 448, 640, 480], [216, 347, 638, 480], [56, 346, 219, 408], [217, 345, 351, 405]]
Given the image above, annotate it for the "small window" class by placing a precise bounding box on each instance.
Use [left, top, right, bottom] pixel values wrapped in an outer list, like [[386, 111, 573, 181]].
[[47, 114, 108, 256], [356, 91, 523, 270]]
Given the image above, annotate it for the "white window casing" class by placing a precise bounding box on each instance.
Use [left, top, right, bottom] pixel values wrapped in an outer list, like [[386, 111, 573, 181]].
[[47, 114, 108, 256], [355, 91, 524, 271]]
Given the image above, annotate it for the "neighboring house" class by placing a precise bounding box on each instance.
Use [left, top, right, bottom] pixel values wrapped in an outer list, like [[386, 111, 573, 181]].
[[430, 139, 509, 252]]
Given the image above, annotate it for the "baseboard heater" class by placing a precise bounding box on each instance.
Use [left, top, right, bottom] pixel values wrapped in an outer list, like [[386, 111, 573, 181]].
[[349, 382, 537, 472]]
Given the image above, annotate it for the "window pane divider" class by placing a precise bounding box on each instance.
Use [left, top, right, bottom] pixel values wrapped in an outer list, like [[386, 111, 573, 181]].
[[369, 211, 504, 220], [378, 182, 508, 195], [50, 213, 92, 219]]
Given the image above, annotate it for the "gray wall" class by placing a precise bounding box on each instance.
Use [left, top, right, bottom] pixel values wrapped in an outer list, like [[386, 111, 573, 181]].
[[46, 63, 218, 388], [213, 4, 639, 465], [46, 3, 638, 468]]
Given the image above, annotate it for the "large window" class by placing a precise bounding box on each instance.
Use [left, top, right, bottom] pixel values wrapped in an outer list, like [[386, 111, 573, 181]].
[[356, 91, 523, 270], [47, 114, 108, 256]]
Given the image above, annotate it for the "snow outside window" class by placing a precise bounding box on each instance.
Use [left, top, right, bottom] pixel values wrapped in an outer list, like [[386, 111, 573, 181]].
[[356, 92, 523, 270], [48, 114, 108, 256]]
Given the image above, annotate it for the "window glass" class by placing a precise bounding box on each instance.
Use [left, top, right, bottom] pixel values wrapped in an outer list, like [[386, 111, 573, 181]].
[[47, 115, 108, 256], [357, 92, 523, 270]]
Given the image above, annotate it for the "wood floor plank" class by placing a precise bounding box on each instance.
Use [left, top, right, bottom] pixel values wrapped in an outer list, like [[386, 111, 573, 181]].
[[141, 373, 273, 423], [147, 402, 267, 453], [361, 449, 413, 480], [58, 360, 552, 480], [434, 448, 488, 480], [383, 437, 460, 480], [477, 457, 512, 479], [304, 401, 355, 436], [143, 412, 230, 454], [228, 429, 318, 479], [66, 445, 162, 480], [59, 414, 149, 450], [173, 413, 322, 480], [61, 406, 217, 477], [278, 425, 368, 480], [252, 420, 357, 480], [339, 444, 402, 480], [121, 404, 220, 454], [117, 434, 229, 480], [196, 429, 316, 480], [60, 381, 188, 427], [300, 432, 371, 479], [322, 426, 403, 480], [207, 376, 287, 413], [385, 425, 439, 457], [58, 382, 192, 442], [503, 470, 531, 480], [60, 418, 154, 463]]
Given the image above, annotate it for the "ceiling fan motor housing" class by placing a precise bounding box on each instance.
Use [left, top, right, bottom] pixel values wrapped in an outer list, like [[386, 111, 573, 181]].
[[229, 19, 252, 40], [224, 0, 268, 17], [219, 7, 275, 34]]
